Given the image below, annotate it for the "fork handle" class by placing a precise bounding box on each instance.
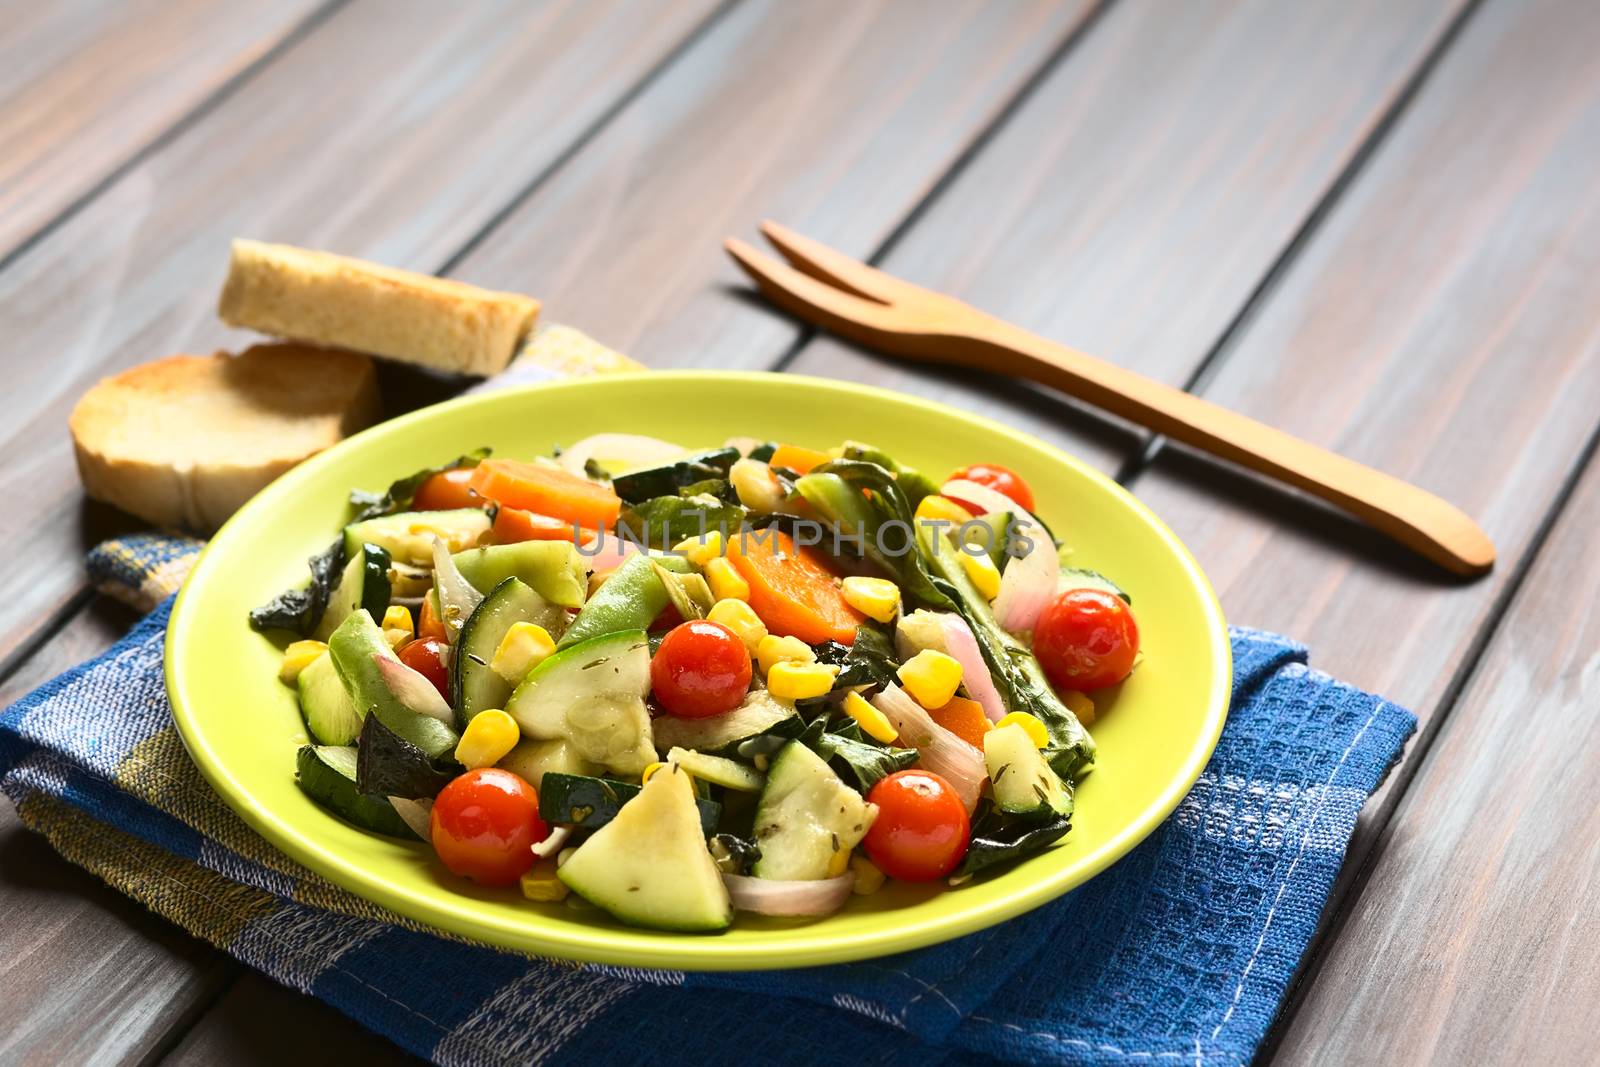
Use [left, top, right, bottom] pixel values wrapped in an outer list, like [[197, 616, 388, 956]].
[[952, 315, 1494, 576]]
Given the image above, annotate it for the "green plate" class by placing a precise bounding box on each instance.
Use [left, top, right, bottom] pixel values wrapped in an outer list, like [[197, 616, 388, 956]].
[[167, 371, 1229, 970]]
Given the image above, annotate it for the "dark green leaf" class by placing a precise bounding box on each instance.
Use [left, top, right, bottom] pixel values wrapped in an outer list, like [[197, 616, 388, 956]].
[[956, 802, 1072, 878], [249, 536, 345, 634], [839, 442, 940, 507], [355, 712, 461, 800], [616, 495, 747, 548], [746, 442, 778, 462], [1060, 566, 1132, 605], [796, 719, 919, 793], [348, 448, 491, 522], [610, 448, 740, 503], [710, 833, 761, 875]]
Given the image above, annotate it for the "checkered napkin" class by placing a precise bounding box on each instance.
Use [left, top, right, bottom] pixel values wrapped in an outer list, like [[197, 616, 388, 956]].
[[0, 327, 1416, 1066]]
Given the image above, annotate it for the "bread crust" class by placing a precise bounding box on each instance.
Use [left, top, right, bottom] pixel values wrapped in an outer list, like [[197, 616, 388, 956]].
[[70, 344, 380, 532], [218, 239, 539, 376]]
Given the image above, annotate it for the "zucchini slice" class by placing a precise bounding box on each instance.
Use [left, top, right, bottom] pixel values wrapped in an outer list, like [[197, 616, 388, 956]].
[[295, 745, 417, 839], [327, 610, 457, 760], [343, 508, 489, 566], [297, 651, 361, 745], [985, 723, 1073, 818], [313, 542, 391, 641], [650, 690, 799, 755], [751, 741, 876, 881], [451, 577, 566, 729], [505, 630, 655, 776], [452, 540, 588, 610], [666, 747, 765, 792], [496, 738, 597, 791], [557, 764, 732, 931]]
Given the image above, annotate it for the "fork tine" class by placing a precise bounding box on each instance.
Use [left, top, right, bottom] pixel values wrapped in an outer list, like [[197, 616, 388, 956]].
[[725, 237, 900, 336], [759, 220, 927, 306]]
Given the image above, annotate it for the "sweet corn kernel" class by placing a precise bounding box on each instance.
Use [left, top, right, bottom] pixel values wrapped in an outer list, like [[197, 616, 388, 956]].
[[827, 845, 853, 878], [278, 640, 327, 684], [708, 598, 767, 653], [454, 709, 520, 769], [766, 661, 838, 701], [958, 549, 1002, 600], [383, 627, 412, 650], [843, 691, 898, 744], [897, 650, 963, 710], [672, 529, 724, 566], [850, 854, 886, 895], [381, 604, 415, 633], [704, 556, 750, 602], [996, 711, 1050, 748], [491, 622, 556, 683], [756, 634, 815, 675], [914, 495, 973, 527], [1062, 689, 1096, 726], [520, 859, 569, 903], [841, 576, 900, 623]]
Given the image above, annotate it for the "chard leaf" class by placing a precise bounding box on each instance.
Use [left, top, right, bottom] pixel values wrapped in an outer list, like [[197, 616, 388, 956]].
[[355, 711, 461, 800], [812, 624, 899, 691], [617, 495, 746, 548], [348, 448, 491, 521], [956, 803, 1072, 878], [838, 442, 940, 506], [797, 719, 919, 793], [249, 537, 344, 634]]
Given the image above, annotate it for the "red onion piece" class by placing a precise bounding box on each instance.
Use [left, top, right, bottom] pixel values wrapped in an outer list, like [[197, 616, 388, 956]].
[[387, 796, 433, 840], [374, 654, 454, 724], [431, 537, 483, 640], [722, 873, 855, 917], [941, 478, 1056, 634], [940, 615, 1006, 723], [871, 684, 985, 812]]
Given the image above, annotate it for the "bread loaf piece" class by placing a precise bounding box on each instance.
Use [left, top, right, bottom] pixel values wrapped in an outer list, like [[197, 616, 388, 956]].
[[70, 344, 381, 532], [218, 239, 539, 376]]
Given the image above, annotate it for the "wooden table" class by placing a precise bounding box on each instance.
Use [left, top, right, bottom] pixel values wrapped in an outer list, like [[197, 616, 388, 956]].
[[3, 1, 1596, 1062]]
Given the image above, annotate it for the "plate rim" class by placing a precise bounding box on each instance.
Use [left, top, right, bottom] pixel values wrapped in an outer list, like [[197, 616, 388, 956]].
[[166, 370, 1231, 970]]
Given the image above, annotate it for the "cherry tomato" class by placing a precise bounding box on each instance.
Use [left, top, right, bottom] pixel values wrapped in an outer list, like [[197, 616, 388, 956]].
[[650, 620, 752, 718], [863, 770, 971, 882], [947, 463, 1036, 513], [1033, 588, 1139, 692], [412, 468, 481, 510], [399, 637, 451, 701], [430, 768, 548, 886]]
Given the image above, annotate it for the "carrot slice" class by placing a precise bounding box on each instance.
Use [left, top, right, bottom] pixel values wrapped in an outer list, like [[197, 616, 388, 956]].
[[417, 592, 448, 642], [927, 696, 991, 749], [468, 459, 621, 530], [769, 443, 831, 475], [726, 528, 863, 644], [489, 506, 578, 544]]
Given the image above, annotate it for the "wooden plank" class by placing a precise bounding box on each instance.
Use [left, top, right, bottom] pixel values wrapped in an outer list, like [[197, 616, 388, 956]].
[[1115, 0, 1600, 1049], [782, 0, 1469, 472], [1130, 0, 1600, 743], [1269, 442, 1600, 1064], [0, 0, 329, 257], [0, 0, 723, 674], [450, 0, 1097, 363], [162, 971, 423, 1066], [0, 601, 236, 1067]]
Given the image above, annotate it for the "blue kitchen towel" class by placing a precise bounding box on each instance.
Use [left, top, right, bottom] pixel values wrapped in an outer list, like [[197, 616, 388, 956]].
[[0, 536, 1414, 1067]]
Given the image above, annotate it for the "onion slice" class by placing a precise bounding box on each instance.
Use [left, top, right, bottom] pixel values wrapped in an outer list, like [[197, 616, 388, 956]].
[[374, 654, 454, 724], [559, 433, 685, 477], [431, 536, 483, 639], [387, 796, 434, 840], [532, 824, 573, 859], [942, 478, 1055, 634], [722, 873, 854, 917], [941, 615, 1006, 723], [871, 684, 985, 812]]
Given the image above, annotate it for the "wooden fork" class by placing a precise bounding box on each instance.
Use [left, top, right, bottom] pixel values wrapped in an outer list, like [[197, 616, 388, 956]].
[[726, 221, 1495, 578]]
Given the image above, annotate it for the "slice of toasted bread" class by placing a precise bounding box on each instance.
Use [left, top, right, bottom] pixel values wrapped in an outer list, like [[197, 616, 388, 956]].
[[70, 343, 381, 532], [217, 239, 539, 376]]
